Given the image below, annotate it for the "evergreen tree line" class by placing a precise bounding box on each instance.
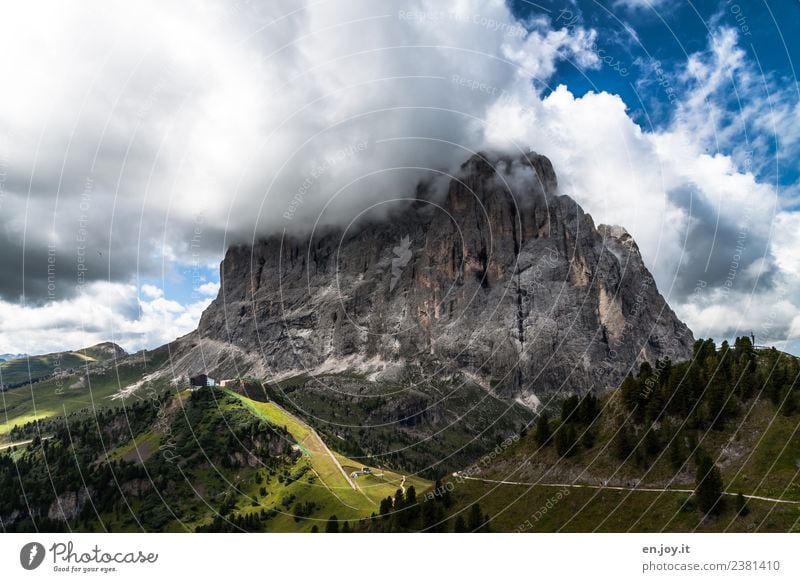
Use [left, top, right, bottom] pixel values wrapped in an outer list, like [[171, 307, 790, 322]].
[[612, 337, 796, 517], [620, 337, 798, 428], [1, 390, 297, 532], [533, 391, 601, 458]]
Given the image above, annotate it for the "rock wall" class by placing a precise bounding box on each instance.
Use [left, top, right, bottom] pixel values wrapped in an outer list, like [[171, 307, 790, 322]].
[[185, 151, 693, 404]]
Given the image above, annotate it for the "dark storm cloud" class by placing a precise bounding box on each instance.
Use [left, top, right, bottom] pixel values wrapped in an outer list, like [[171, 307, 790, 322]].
[[0, 182, 225, 303], [669, 186, 776, 301], [0, 0, 603, 303]]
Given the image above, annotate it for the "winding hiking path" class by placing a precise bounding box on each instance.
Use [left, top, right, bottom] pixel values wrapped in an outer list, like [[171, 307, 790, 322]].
[[455, 474, 800, 505]]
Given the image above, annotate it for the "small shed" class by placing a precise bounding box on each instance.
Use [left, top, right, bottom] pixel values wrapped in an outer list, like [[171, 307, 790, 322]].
[[189, 374, 216, 389]]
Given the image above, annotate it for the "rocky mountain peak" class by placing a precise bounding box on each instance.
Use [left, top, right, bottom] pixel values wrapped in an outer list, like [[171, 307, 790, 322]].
[[598, 224, 641, 256], [183, 151, 693, 406]]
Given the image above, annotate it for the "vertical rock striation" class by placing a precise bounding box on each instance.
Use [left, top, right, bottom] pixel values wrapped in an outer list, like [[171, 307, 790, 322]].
[[187, 151, 693, 405]]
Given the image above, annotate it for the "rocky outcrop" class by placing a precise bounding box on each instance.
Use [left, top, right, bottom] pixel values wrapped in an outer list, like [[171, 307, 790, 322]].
[[225, 431, 297, 468], [82, 342, 127, 359], [47, 488, 92, 521], [185, 151, 693, 405]]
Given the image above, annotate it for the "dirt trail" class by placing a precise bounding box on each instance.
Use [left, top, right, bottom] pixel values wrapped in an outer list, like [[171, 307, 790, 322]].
[[233, 391, 358, 492], [304, 432, 357, 491], [0, 436, 51, 451], [456, 475, 800, 505]]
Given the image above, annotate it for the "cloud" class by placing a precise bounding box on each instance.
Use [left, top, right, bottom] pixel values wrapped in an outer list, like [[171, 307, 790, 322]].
[[0, 1, 798, 354], [669, 27, 800, 181], [613, 0, 671, 10], [0, 0, 602, 305], [196, 282, 220, 297], [677, 284, 796, 351], [0, 281, 212, 354], [140, 284, 164, 299], [479, 24, 800, 346]]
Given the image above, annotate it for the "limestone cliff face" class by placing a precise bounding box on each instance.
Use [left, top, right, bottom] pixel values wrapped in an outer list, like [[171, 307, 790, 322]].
[[188, 151, 693, 405]]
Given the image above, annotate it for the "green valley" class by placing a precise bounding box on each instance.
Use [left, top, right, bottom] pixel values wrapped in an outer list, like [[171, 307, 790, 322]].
[[0, 342, 126, 389]]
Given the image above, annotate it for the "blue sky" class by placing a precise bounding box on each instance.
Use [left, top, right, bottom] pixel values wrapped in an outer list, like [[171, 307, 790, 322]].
[[511, 0, 800, 188], [140, 265, 220, 310]]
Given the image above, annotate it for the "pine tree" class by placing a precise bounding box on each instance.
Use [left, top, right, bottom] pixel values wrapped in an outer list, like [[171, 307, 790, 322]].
[[555, 424, 577, 457], [668, 432, 685, 472], [534, 414, 551, 446], [781, 390, 797, 416], [561, 395, 580, 423], [405, 485, 420, 524], [695, 455, 724, 515], [643, 427, 661, 460], [613, 423, 633, 460], [421, 499, 444, 531], [577, 392, 599, 424], [325, 515, 340, 533], [718, 341, 732, 380], [379, 496, 392, 517], [467, 504, 484, 531], [735, 492, 750, 516], [439, 480, 453, 508], [620, 373, 640, 412], [705, 381, 726, 429], [392, 488, 410, 529], [394, 488, 405, 510]]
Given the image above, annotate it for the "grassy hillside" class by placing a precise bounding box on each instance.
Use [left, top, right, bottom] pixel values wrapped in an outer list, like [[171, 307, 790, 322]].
[[411, 339, 800, 533], [0, 387, 429, 532], [0, 342, 126, 389], [2, 335, 796, 533], [0, 345, 169, 438], [222, 389, 429, 527], [436, 480, 798, 532], [424, 393, 800, 532], [264, 372, 533, 477]]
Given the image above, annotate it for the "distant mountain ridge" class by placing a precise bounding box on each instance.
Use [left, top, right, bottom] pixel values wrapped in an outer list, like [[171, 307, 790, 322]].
[[0, 342, 126, 389]]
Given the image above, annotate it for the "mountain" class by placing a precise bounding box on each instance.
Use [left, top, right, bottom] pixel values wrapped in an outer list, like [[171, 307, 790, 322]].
[[0, 342, 127, 389], [1, 152, 797, 533], [0, 151, 694, 475], [178, 151, 692, 404]]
